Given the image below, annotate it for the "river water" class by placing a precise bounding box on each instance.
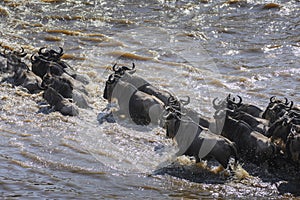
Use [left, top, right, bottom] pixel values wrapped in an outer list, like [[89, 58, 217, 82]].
[[0, 0, 299, 199]]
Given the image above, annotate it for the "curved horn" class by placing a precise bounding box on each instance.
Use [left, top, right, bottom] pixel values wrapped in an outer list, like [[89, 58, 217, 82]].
[[180, 96, 190, 106], [236, 95, 242, 105], [212, 97, 223, 110], [13, 47, 27, 57], [288, 101, 294, 111], [37, 81, 47, 90], [57, 47, 64, 56], [49, 47, 64, 57], [38, 47, 48, 55], [31, 54, 51, 63], [168, 96, 177, 103], [224, 107, 236, 115], [112, 63, 120, 72], [270, 96, 276, 103], [284, 97, 289, 105], [30, 54, 37, 62]]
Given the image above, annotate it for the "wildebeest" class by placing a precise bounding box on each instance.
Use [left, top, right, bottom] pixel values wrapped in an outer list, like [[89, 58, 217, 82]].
[[0, 47, 29, 73], [214, 109, 276, 163], [31, 53, 67, 79], [42, 70, 90, 109], [165, 96, 212, 131], [163, 107, 238, 169], [262, 96, 293, 124], [111, 63, 184, 109], [13, 68, 43, 94], [266, 115, 300, 146], [30, 47, 77, 79], [223, 108, 269, 135], [103, 74, 165, 126], [213, 94, 264, 118], [0, 47, 43, 94], [286, 126, 300, 164], [43, 86, 79, 116], [42, 70, 73, 98]]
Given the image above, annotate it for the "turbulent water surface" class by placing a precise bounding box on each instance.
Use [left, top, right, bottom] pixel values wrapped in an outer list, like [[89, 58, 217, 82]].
[[0, 0, 300, 199]]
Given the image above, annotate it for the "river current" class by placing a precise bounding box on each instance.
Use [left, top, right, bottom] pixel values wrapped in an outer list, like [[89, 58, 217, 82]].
[[0, 0, 299, 199]]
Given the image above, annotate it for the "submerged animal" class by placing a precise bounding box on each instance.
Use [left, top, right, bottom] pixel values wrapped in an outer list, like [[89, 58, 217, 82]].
[[103, 74, 165, 126], [43, 86, 79, 116], [163, 107, 238, 169], [214, 109, 276, 164]]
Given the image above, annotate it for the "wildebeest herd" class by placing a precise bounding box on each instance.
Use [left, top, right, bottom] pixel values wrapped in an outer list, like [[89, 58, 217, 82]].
[[1, 46, 300, 175], [0, 46, 90, 116]]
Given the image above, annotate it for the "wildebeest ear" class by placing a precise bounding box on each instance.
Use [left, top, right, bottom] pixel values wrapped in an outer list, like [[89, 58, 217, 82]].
[[270, 96, 277, 103]]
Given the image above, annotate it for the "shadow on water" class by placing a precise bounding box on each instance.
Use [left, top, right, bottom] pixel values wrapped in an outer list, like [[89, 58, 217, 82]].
[[154, 160, 228, 184], [153, 155, 300, 197]]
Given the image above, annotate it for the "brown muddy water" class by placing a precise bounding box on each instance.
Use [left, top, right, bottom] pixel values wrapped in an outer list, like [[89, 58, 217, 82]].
[[0, 0, 300, 199]]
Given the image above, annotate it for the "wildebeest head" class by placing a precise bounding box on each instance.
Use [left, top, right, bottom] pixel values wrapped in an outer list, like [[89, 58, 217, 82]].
[[38, 47, 64, 62], [1, 47, 29, 72], [39, 47, 73, 70], [112, 63, 136, 76], [162, 107, 183, 138], [213, 108, 235, 134], [103, 74, 121, 102], [103, 63, 138, 102], [262, 96, 293, 122], [166, 95, 186, 112], [31, 54, 67, 78], [212, 94, 242, 111]]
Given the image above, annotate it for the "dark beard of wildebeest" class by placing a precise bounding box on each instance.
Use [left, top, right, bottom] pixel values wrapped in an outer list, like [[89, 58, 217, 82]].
[[42, 70, 73, 99], [30, 47, 74, 79], [286, 126, 300, 164], [111, 63, 186, 110], [0, 48, 43, 94], [214, 109, 277, 164], [43, 86, 79, 116], [213, 94, 264, 118], [163, 108, 239, 170], [103, 74, 165, 126], [262, 96, 294, 124]]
